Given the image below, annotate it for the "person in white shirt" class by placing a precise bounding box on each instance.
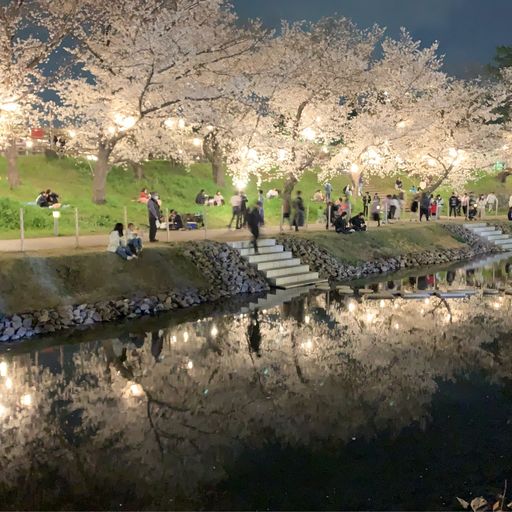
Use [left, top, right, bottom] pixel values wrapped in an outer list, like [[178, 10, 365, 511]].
[[509, 194, 512, 208], [486, 192, 498, 213], [228, 192, 242, 229], [107, 223, 136, 260], [266, 188, 279, 199]]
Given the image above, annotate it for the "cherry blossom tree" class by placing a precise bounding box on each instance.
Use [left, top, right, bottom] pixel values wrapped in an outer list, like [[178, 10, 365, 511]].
[[57, 0, 264, 203], [0, 0, 92, 189]]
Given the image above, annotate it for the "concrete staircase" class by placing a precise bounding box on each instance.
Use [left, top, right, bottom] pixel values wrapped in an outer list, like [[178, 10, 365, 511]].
[[464, 222, 512, 252], [228, 238, 325, 289]]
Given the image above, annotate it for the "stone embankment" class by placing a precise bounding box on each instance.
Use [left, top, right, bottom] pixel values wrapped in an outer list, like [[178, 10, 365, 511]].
[[0, 241, 268, 342], [276, 224, 500, 282]]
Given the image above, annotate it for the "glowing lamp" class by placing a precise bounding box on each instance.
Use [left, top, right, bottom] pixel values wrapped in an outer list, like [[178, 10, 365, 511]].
[[25, 140, 34, 149], [68, 129, 77, 138], [164, 118, 176, 129], [192, 137, 202, 147], [0, 102, 19, 112], [187, 360, 194, 370], [302, 127, 316, 141], [177, 118, 186, 130], [350, 163, 359, 174], [20, 394, 32, 407], [52, 211, 61, 219]]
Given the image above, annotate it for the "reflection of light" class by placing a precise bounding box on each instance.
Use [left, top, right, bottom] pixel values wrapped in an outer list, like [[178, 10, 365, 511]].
[[304, 314, 310, 324], [302, 127, 316, 141], [379, 300, 385, 308], [68, 129, 76, 138], [183, 331, 189, 342], [424, 298, 430, 305], [20, 394, 32, 407], [178, 118, 186, 130], [448, 147, 458, 158], [5, 377, 12, 389], [187, 360, 194, 370], [0, 404, 8, 418], [393, 322, 400, 330], [366, 312, 375, 323], [0, 101, 19, 112], [107, 126, 116, 135], [0, 361, 7, 377], [52, 211, 61, 219], [396, 120, 407, 129], [171, 335, 177, 344], [348, 301, 357, 313], [210, 325, 218, 337], [192, 137, 202, 147], [129, 383, 144, 397]]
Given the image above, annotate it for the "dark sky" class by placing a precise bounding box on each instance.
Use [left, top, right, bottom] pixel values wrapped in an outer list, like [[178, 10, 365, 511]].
[[232, 0, 512, 77]]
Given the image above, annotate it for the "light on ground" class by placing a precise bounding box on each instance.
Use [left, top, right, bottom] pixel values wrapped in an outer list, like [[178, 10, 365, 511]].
[[302, 127, 316, 141]]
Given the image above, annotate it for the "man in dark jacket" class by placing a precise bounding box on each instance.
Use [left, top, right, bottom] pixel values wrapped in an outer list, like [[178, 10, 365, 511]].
[[246, 204, 262, 253], [350, 212, 367, 231], [448, 192, 458, 217], [147, 192, 161, 242]]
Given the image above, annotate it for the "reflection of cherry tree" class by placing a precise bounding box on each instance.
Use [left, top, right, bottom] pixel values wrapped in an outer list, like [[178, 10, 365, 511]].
[[1, 294, 512, 504]]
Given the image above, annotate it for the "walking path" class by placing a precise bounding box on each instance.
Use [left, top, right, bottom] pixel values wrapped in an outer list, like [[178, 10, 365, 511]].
[[0, 216, 507, 253]]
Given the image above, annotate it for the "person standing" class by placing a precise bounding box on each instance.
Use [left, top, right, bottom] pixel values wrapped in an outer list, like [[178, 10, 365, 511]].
[[486, 192, 498, 214], [324, 182, 333, 202], [477, 194, 486, 219], [357, 174, 363, 196], [147, 192, 161, 242], [371, 194, 381, 227], [419, 193, 430, 222], [363, 192, 371, 217], [228, 192, 242, 229], [240, 192, 248, 228], [448, 192, 458, 217], [292, 191, 305, 232], [246, 204, 261, 254], [461, 193, 469, 218], [257, 189, 265, 226]]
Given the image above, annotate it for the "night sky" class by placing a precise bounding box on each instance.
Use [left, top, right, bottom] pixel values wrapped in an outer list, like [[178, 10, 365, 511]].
[[232, 0, 512, 77]]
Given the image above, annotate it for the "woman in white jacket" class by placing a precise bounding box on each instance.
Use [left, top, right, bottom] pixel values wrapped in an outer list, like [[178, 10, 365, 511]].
[[107, 223, 136, 260]]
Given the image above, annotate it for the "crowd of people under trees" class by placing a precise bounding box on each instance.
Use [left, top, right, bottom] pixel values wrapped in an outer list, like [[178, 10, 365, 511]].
[[106, 179, 512, 260]]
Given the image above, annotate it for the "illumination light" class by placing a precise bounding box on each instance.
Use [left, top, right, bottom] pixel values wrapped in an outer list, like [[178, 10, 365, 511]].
[[379, 300, 385, 308], [348, 301, 357, 313], [304, 314, 310, 324], [0, 404, 8, 418], [0, 362, 7, 377], [52, 211, 61, 219], [177, 118, 186, 130], [396, 120, 407, 129], [277, 148, 288, 161], [114, 114, 137, 131], [25, 140, 34, 149], [20, 394, 32, 407], [5, 377, 12, 389], [86, 154, 98, 162], [107, 126, 116, 135], [350, 163, 359, 174], [210, 325, 218, 337], [366, 312, 375, 323], [247, 148, 258, 161], [187, 360, 194, 370], [234, 177, 248, 191], [129, 383, 144, 397], [68, 129, 77, 138], [164, 118, 176, 129], [206, 125, 214, 132], [321, 146, 329, 154], [302, 127, 316, 141], [0, 101, 19, 112], [183, 331, 189, 343], [448, 147, 458, 158], [393, 322, 400, 330], [301, 339, 313, 352], [171, 335, 177, 344], [192, 137, 202, 147]]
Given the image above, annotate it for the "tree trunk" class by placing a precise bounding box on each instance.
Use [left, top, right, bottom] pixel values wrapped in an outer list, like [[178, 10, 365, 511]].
[[203, 133, 225, 186], [283, 173, 298, 205], [92, 145, 112, 204], [130, 161, 144, 181], [350, 171, 362, 197], [6, 140, 20, 189], [424, 167, 451, 195]]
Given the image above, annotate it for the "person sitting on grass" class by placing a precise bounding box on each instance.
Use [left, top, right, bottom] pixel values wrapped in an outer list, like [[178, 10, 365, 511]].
[[169, 209, 184, 230], [334, 211, 355, 234], [350, 212, 367, 232], [46, 189, 61, 208], [126, 223, 143, 255], [138, 188, 150, 204], [36, 191, 49, 208], [313, 189, 325, 202], [107, 223, 136, 260], [213, 191, 224, 206]]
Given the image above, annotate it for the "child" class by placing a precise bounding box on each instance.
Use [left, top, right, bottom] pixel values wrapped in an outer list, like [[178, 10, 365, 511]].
[[126, 223, 143, 255]]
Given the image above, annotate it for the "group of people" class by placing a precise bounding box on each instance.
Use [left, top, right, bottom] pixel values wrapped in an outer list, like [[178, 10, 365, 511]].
[[195, 189, 225, 206], [447, 191, 498, 220], [228, 190, 266, 230], [36, 189, 61, 209], [333, 211, 367, 234], [107, 222, 143, 260]]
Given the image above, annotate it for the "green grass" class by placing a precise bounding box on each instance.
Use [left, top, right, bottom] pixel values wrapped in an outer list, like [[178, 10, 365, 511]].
[[0, 154, 510, 238], [298, 224, 464, 265]]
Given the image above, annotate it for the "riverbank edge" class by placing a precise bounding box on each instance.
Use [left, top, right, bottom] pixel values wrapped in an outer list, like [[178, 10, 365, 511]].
[[0, 225, 500, 343]]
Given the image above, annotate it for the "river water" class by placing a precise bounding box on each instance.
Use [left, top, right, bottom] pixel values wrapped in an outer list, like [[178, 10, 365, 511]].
[[1, 255, 512, 510]]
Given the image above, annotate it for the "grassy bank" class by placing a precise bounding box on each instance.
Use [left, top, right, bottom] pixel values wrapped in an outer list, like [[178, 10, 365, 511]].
[[0, 245, 207, 315], [0, 154, 509, 239], [295, 224, 465, 265], [0, 224, 472, 316]]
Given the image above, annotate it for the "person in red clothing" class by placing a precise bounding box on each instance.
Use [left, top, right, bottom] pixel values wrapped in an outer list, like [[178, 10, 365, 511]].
[[138, 188, 150, 204]]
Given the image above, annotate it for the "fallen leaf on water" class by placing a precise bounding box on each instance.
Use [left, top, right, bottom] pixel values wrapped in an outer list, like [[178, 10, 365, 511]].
[[457, 497, 470, 509]]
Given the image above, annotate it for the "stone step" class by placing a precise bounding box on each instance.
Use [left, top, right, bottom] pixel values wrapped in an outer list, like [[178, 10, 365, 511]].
[[256, 258, 301, 271], [270, 271, 320, 287], [473, 228, 500, 236], [239, 244, 284, 257], [494, 239, 512, 246], [486, 234, 508, 241], [247, 251, 293, 264], [481, 230, 503, 238], [464, 223, 487, 229], [228, 238, 276, 249], [498, 243, 512, 250], [265, 264, 311, 278]]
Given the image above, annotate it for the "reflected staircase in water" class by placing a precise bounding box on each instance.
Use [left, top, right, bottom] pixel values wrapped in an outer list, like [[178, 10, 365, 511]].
[[228, 238, 326, 289], [240, 286, 312, 313], [464, 223, 512, 251]]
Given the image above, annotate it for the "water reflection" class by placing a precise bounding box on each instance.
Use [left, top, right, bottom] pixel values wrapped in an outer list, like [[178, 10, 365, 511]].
[[1, 259, 512, 509]]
